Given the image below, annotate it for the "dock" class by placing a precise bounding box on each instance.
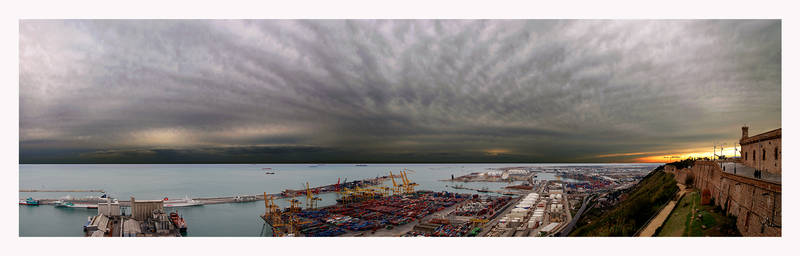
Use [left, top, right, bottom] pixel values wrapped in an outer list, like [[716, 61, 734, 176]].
[[22, 176, 388, 207], [20, 189, 106, 193]]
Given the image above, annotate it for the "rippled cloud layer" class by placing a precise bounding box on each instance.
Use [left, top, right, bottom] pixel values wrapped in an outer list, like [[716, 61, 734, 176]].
[[20, 20, 781, 163]]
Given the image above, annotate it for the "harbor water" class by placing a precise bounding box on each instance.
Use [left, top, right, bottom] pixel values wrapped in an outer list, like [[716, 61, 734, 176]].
[[19, 163, 658, 236]]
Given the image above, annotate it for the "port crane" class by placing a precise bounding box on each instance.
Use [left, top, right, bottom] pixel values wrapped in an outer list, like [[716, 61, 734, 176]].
[[401, 170, 418, 194], [470, 218, 489, 227], [389, 171, 402, 195], [262, 193, 287, 236], [262, 192, 310, 237], [305, 182, 322, 210], [285, 196, 302, 213]]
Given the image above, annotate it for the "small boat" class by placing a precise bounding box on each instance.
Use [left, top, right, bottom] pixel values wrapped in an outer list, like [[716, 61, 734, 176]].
[[477, 187, 490, 193], [169, 211, 188, 234], [262, 167, 272, 170], [265, 172, 276, 175], [19, 197, 40, 206], [450, 184, 467, 190], [355, 164, 368, 166]]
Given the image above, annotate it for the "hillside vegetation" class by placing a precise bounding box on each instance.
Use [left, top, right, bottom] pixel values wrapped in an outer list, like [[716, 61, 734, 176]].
[[570, 168, 678, 236]]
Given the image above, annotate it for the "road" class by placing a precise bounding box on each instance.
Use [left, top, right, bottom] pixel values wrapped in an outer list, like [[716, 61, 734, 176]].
[[558, 194, 593, 236]]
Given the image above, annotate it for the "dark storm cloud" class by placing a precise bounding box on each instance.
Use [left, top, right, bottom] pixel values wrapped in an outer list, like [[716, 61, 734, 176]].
[[19, 20, 781, 163]]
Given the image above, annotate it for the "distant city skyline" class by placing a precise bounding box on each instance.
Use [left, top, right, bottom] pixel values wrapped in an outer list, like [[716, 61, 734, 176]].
[[19, 20, 781, 164]]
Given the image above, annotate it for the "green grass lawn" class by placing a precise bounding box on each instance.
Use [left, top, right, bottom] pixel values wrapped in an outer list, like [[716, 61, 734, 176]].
[[657, 189, 740, 237], [657, 191, 696, 236]]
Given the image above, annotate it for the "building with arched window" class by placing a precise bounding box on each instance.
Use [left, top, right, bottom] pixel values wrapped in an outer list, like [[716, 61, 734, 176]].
[[740, 126, 781, 174]]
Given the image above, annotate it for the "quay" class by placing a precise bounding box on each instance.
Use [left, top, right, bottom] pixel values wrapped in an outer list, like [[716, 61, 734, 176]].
[[84, 198, 185, 237], [444, 184, 511, 195], [23, 176, 388, 207], [20, 189, 106, 193], [258, 170, 529, 237]]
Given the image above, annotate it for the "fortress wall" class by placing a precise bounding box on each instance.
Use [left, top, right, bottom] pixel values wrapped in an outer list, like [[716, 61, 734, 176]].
[[667, 161, 781, 236]]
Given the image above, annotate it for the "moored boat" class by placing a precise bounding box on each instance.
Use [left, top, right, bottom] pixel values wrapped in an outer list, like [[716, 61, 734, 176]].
[[163, 196, 202, 207], [54, 200, 98, 208], [19, 197, 40, 206], [169, 211, 188, 234]]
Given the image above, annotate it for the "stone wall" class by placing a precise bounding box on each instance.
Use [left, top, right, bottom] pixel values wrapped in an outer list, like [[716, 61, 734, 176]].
[[666, 161, 781, 236]]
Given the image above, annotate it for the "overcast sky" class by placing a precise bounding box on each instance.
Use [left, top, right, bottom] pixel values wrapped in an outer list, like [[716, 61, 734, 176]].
[[19, 20, 781, 163]]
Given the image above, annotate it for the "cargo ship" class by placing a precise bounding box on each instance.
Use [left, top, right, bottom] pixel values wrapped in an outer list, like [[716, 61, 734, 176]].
[[169, 211, 188, 234], [54, 200, 98, 209], [19, 197, 40, 206], [163, 196, 202, 207]]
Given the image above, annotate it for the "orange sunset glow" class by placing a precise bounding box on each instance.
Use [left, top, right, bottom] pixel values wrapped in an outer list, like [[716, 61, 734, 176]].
[[631, 147, 741, 163]]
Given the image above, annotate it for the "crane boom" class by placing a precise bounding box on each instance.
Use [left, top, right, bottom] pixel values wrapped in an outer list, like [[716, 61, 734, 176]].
[[390, 171, 398, 187], [264, 192, 269, 210]]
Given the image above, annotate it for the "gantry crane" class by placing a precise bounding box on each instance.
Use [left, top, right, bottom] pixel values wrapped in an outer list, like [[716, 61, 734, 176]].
[[400, 170, 418, 194], [470, 218, 488, 227], [262, 193, 287, 236], [389, 171, 402, 195], [285, 196, 302, 213], [337, 187, 354, 204], [263, 192, 312, 237], [379, 186, 393, 196], [305, 182, 322, 210], [263, 192, 281, 221]]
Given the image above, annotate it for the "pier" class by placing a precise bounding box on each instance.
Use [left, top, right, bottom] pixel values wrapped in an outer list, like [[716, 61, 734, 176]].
[[21, 176, 388, 207], [20, 189, 106, 193]]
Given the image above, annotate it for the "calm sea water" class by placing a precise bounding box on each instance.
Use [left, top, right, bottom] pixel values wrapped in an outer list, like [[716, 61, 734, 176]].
[[19, 163, 658, 237]]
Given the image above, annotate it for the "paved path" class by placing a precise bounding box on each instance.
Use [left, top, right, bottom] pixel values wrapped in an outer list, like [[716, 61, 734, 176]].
[[638, 184, 686, 237], [559, 194, 593, 236]]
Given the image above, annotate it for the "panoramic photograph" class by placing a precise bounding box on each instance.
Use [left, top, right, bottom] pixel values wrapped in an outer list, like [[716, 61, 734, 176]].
[[18, 19, 781, 238]]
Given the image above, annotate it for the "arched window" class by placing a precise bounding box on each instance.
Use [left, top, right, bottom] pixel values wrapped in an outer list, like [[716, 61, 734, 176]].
[[762, 149, 766, 161], [775, 147, 778, 160], [745, 152, 748, 160]]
